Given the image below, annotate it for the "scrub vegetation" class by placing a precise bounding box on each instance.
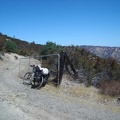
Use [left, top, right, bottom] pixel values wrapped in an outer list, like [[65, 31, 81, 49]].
[[0, 33, 120, 96]]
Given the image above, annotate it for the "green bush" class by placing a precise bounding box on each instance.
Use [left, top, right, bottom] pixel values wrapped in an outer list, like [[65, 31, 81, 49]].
[[5, 40, 18, 53]]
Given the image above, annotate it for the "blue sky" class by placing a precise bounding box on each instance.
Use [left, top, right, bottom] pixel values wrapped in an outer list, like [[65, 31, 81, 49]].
[[0, 0, 120, 47]]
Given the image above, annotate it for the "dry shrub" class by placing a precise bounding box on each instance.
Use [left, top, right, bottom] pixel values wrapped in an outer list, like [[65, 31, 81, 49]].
[[99, 80, 120, 96]]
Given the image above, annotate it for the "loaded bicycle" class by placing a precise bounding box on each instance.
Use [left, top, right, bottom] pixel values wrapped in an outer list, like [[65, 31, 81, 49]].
[[23, 65, 49, 88]]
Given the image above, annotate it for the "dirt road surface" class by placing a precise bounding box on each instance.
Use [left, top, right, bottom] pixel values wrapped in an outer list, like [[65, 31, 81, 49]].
[[0, 53, 120, 120]]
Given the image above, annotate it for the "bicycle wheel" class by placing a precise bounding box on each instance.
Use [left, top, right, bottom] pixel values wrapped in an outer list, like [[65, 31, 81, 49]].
[[23, 72, 32, 85], [31, 76, 44, 89], [37, 76, 44, 89]]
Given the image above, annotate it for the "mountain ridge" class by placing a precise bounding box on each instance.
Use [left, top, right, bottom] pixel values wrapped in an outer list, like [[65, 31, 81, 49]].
[[80, 45, 120, 62], [0, 33, 120, 61]]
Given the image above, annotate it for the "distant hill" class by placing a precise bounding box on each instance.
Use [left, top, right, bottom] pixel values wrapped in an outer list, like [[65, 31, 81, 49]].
[[80, 45, 120, 62]]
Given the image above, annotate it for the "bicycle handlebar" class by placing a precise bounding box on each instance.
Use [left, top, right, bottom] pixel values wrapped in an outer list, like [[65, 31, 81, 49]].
[[30, 65, 35, 67]]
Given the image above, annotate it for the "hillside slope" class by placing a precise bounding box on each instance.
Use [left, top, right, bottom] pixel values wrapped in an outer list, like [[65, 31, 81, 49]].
[[0, 33, 42, 55], [1, 33, 120, 61]]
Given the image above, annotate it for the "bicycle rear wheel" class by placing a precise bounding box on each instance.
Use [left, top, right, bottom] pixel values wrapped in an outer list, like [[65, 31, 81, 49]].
[[37, 76, 44, 89], [31, 76, 44, 89]]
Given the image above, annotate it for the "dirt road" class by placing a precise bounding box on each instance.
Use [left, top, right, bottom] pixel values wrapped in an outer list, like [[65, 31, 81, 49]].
[[0, 53, 120, 120]]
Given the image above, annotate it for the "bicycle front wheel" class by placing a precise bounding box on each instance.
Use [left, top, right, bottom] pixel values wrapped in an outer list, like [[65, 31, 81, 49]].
[[23, 72, 33, 85]]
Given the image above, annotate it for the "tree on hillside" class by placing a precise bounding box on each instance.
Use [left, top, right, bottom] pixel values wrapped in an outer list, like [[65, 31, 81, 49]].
[[40, 41, 59, 55], [5, 40, 18, 53]]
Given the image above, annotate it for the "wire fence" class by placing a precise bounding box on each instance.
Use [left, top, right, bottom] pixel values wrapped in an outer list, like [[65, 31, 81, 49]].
[[19, 54, 60, 83]]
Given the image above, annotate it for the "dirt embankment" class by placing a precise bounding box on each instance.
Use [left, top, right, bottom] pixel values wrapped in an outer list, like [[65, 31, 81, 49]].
[[0, 53, 120, 120]]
